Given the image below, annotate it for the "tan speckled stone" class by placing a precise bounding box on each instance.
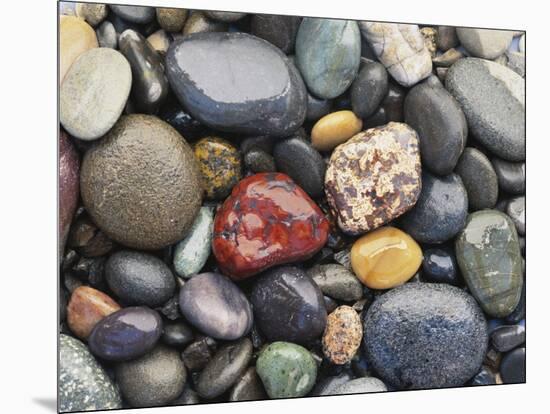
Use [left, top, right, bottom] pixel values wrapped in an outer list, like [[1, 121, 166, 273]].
[[325, 122, 421, 235], [322, 306, 362, 365]]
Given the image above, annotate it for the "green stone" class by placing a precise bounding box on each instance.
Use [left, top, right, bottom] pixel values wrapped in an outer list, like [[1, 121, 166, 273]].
[[455, 210, 523, 318], [256, 341, 317, 398]]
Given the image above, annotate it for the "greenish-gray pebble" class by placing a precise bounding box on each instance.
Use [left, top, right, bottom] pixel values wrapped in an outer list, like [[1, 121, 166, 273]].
[[307, 264, 363, 301]]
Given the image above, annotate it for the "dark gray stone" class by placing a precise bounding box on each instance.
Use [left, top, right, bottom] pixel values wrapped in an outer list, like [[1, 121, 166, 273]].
[[506, 196, 525, 236], [162, 321, 194, 348], [491, 325, 525, 352], [455, 147, 499, 210], [307, 264, 363, 301], [492, 158, 525, 195], [110, 5, 155, 24], [351, 61, 389, 119], [181, 336, 217, 372], [331, 377, 387, 394], [250, 15, 301, 54], [244, 149, 276, 173], [306, 92, 332, 122], [421, 248, 461, 286], [96, 20, 118, 49], [500, 347, 526, 383]]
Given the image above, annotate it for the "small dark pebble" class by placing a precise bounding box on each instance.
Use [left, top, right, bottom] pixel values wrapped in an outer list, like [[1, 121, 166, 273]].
[[306, 92, 333, 122], [421, 248, 462, 286], [500, 347, 526, 383], [181, 336, 217, 372], [162, 320, 194, 348], [491, 325, 525, 352], [244, 149, 276, 173], [157, 295, 182, 321]]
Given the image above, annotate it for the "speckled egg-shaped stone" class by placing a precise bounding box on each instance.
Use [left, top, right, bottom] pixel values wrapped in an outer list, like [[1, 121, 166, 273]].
[[322, 306, 362, 365], [256, 342, 318, 398], [80, 114, 203, 250], [60, 15, 98, 82], [325, 122, 421, 235], [194, 137, 242, 200], [59, 334, 122, 412]]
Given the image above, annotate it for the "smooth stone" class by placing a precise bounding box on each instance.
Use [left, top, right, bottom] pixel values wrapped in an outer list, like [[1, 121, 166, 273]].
[[196, 338, 253, 399], [173, 206, 214, 278], [500, 347, 526, 383], [60, 15, 98, 82], [364, 283, 488, 389], [59, 130, 79, 257], [229, 367, 267, 401], [455, 147, 499, 210], [422, 248, 461, 286], [166, 32, 306, 136], [492, 158, 525, 195], [312, 372, 353, 396], [455, 210, 523, 318], [437, 26, 459, 51], [110, 5, 155, 24], [119, 29, 168, 114], [456, 28, 513, 59], [306, 264, 363, 301], [332, 377, 387, 394], [351, 226, 422, 289], [244, 149, 276, 173], [193, 137, 242, 200], [212, 173, 329, 279], [251, 266, 327, 344], [147, 29, 171, 53], [179, 272, 253, 340], [251, 15, 300, 54], [519, 34, 525, 53], [76, 3, 107, 27], [322, 306, 362, 365], [88, 306, 163, 361], [273, 137, 326, 198], [80, 114, 203, 250], [96, 20, 117, 49], [325, 122, 421, 235], [204, 11, 247, 22], [182, 11, 227, 35], [156, 8, 188, 32], [491, 325, 525, 352], [115, 345, 187, 407], [306, 92, 332, 122], [432, 48, 464, 67], [162, 320, 194, 348], [446, 58, 525, 161], [506, 196, 525, 236], [67, 286, 121, 340], [181, 336, 217, 371], [311, 110, 363, 152], [256, 342, 318, 398], [468, 366, 497, 385], [360, 22, 432, 87], [105, 250, 176, 307], [296, 18, 361, 99], [350, 61, 389, 118], [404, 75, 467, 175], [400, 171, 468, 244], [59, 334, 122, 412], [60, 48, 131, 140]]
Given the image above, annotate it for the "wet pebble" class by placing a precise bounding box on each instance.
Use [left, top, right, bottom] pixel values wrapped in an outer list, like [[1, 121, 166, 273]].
[[422, 248, 461, 286]]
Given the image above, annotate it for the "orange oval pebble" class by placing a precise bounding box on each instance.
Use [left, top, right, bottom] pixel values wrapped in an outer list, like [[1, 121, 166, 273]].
[[311, 110, 363, 152]]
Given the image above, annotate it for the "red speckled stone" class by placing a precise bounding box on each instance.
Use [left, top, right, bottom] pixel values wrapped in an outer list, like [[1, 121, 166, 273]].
[[213, 173, 329, 280], [59, 129, 80, 258]]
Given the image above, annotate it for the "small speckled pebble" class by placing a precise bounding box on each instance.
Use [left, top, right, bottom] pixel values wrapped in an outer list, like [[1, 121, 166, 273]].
[[322, 306, 362, 365]]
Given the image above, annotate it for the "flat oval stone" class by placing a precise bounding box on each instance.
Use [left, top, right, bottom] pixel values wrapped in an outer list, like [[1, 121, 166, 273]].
[[491, 324, 525, 352], [212, 173, 329, 279], [456, 28, 513, 59], [311, 110, 363, 152], [446, 58, 525, 161], [325, 122, 421, 235], [88, 306, 162, 361], [59, 334, 122, 412], [173, 206, 214, 278], [350, 61, 389, 119], [194, 137, 242, 200], [404, 75, 467, 175], [457, 148, 499, 211], [251, 266, 327, 344], [506, 196, 525, 236], [306, 264, 363, 301], [455, 210, 523, 318], [156, 8, 188, 32], [105, 250, 176, 307], [115, 345, 187, 407], [110, 5, 155, 24], [229, 367, 267, 402], [178, 272, 253, 340], [273, 136, 326, 198], [322, 306, 362, 365], [364, 283, 488, 389], [256, 341, 318, 398], [351, 226, 422, 289], [60, 15, 98, 82], [119, 29, 169, 114], [166, 32, 307, 136], [60, 48, 131, 140], [161, 320, 194, 348], [296, 19, 361, 99], [491, 158, 525, 195], [360, 22, 432, 87], [250, 15, 300, 54], [59, 131, 79, 257], [196, 338, 253, 399], [400, 171, 468, 244], [67, 286, 121, 340], [422, 248, 461, 286], [332, 377, 387, 394], [80, 114, 203, 250], [500, 347, 525, 383]]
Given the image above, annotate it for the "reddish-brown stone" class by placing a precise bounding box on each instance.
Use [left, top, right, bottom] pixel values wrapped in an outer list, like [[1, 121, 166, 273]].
[[59, 129, 80, 258], [212, 173, 329, 280]]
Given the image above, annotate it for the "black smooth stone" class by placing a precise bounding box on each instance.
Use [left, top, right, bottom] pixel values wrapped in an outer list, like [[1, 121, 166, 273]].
[[229, 366, 267, 402], [506, 196, 525, 236], [162, 320, 195, 348], [491, 325, 525, 352], [306, 92, 332, 122], [492, 158, 525, 195], [422, 248, 461, 286], [273, 136, 326, 198], [110, 5, 155, 24], [158, 100, 207, 141], [119, 30, 168, 114], [244, 148, 276, 173], [250, 15, 301, 54], [400, 171, 468, 244], [250, 265, 327, 344], [181, 336, 217, 372], [467, 366, 496, 386], [105, 250, 176, 308], [500, 347, 526, 383], [88, 307, 163, 361], [404, 75, 467, 175], [166, 32, 307, 136], [351, 60, 389, 119]]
